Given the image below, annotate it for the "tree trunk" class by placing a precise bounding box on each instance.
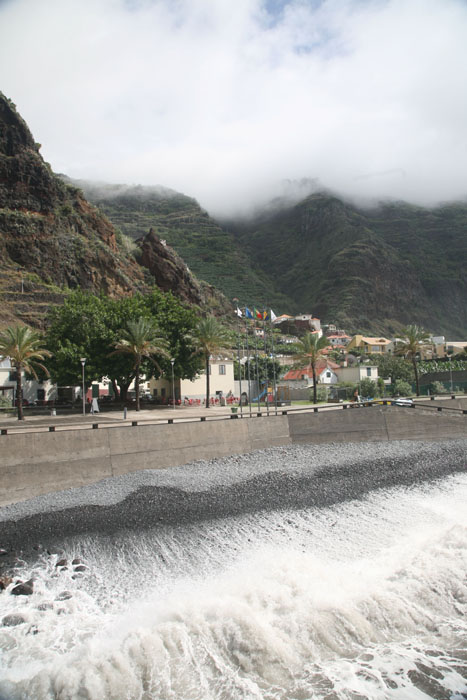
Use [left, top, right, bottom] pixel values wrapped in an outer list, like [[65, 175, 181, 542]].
[[135, 361, 141, 411], [111, 379, 120, 400], [205, 353, 210, 408], [311, 362, 318, 404], [16, 363, 24, 421], [412, 357, 420, 396], [119, 382, 130, 403]]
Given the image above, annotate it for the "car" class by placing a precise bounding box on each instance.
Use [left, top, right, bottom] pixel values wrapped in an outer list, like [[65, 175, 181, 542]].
[[392, 398, 414, 407]]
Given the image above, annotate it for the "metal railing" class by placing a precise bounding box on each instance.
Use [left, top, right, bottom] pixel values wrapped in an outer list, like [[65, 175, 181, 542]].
[[1, 396, 466, 436]]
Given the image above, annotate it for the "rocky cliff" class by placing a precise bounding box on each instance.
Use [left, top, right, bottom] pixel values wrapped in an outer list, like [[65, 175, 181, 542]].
[[0, 93, 211, 328]]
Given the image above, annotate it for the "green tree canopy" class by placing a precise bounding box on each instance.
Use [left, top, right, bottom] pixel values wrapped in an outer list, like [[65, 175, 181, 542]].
[[111, 317, 169, 411], [45, 289, 202, 400], [292, 332, 329, 404], [190, 316, 231, 408], [394, 325, 430, 396]]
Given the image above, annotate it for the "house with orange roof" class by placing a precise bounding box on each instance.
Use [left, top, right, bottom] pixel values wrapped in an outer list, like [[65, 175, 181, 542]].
[[281, 360, 340, 388], [347, 335, 392, 355]]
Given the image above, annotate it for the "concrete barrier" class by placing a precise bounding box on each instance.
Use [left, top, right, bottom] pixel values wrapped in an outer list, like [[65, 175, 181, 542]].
[[0, 407, 465, 506]]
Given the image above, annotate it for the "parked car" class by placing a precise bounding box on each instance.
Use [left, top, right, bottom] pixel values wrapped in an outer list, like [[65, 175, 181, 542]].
[[392, 398, 414, 407]]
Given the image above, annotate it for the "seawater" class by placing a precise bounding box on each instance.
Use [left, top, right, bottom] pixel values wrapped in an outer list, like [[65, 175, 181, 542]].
[[0, 474, 466, 700]]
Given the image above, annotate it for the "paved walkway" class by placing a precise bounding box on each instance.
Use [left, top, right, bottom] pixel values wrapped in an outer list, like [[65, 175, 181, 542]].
[[0, 402, 301, 432]]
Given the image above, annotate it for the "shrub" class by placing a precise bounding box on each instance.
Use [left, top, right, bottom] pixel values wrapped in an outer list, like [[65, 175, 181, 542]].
[[393, 380, 412, 397], [314, 386, 328, 402], [429, 381, 446, 395], [359, 378, 376, 398]]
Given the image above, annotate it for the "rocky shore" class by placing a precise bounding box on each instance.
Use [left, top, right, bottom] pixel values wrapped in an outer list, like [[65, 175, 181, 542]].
[[1, 439, 466, 568]]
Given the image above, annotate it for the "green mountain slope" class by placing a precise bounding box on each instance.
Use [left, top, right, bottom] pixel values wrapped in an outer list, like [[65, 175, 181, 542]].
[[228, 193, 467, 337], [77, 181, 293, 311]]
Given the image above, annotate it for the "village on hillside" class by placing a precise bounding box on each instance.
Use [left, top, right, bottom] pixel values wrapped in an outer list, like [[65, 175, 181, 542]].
[[1, 308, 467, 412]]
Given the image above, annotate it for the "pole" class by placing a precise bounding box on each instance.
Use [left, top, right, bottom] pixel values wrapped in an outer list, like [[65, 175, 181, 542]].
[[233, 299, 243, 416], [269, 322, 278, 415], [171, 359, 175, 410], [253, 331, 261, 412], [262, 310, 269, 416], [80, 358, 86, 416], [245, 318, 252, 417]]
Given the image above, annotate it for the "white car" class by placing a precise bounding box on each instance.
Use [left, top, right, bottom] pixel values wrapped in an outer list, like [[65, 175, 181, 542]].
[[393, 398, 414, 407]]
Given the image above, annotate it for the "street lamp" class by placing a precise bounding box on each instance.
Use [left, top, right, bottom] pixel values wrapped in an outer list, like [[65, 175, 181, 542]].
[[170, 358, 175, 410], [80, 358, 86, 416]]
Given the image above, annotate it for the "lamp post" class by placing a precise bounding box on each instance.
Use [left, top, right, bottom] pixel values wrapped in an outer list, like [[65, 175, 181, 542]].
[[80, 358, 86, 416], [170, 358, 175, 410]]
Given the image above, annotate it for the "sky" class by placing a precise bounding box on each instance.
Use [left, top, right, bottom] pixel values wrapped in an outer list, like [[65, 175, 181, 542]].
[[1, 0, 467, 217]]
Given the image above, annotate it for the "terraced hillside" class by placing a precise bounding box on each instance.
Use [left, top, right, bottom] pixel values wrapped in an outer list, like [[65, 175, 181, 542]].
[[76, 181, 293, 311]]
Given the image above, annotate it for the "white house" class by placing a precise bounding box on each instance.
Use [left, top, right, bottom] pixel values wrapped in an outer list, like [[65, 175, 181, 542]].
[[335, 365, 379, 384], [281, 360, 339, 388], [149, 357, 236, 404], [0, 357, 58, 405]]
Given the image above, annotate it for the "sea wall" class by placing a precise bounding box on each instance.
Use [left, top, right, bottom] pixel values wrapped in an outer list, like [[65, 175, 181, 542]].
[[1, 406, 466, 507]]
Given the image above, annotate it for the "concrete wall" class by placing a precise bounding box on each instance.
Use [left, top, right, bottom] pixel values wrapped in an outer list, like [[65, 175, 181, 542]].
[[1, 406, 465, 507]]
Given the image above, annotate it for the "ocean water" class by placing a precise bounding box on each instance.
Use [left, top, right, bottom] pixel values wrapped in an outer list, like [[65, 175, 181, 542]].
[[0, 474, 466, 700]]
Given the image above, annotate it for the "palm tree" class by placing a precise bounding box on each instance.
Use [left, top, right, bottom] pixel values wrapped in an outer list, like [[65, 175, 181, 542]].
[[0, 325, 51, 420], [394, 324, 430, 396], [292, 332, 329, 404], [110, 317, 169, 411], [191, 316, 231, 408]]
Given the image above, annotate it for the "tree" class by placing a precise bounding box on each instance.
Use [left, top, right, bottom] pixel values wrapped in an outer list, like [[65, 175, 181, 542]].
[[110, 317, 169, 411], [45, 289, 202, 401], [369, 353, 413, 385], [393, 379, 412, 397], [359, 377, 377, 398], [0, 325, 51, 420], [191, 316, 231, 408], [292, 332, 329, 404], [394, 325, 430, 396]]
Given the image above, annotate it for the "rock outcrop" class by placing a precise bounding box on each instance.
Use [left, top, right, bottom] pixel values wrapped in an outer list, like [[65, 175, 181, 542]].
[[0, 93, 220, 327]]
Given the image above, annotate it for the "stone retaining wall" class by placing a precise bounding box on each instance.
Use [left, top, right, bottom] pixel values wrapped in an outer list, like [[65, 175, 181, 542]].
[[1, 406, 465, 507]]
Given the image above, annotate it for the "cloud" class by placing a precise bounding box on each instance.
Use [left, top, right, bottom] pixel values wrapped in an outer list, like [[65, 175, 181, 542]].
[[1, 0, 467, 216]]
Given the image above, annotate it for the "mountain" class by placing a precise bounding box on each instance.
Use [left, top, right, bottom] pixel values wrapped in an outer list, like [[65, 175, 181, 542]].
[[75, 180, 293, 311], [228, 194, 467, 337], [81, 176, 467, 337], [3, 91, 466, 337], [0, 93, 218, 328]]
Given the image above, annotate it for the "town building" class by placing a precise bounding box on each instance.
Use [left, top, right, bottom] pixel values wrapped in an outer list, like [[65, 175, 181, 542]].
[[281, 360, 340, 389], [149, 357, 235, 404], [347, 335, 392, 354]]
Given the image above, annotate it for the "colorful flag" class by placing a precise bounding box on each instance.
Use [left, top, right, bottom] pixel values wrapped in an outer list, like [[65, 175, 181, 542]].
[[235, 307, 243, 318], [254, 308, 263, 320], [245, 307, 253, 319], [263, 310, 270, 321]]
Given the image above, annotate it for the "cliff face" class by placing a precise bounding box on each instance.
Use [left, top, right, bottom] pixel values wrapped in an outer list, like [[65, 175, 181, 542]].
[[228, 194, 467, 337], [0, 94, 209, 328]]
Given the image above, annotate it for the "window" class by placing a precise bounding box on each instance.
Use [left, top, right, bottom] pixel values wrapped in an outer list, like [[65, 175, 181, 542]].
[[366, 368, 372, 377], [326, 371, 331, 378], [161, 387, 166, 398], [9, 371, 18, 381], [153, 388, 158, 396], [219, 364, 226, 375], [371, 345, 380, 352]]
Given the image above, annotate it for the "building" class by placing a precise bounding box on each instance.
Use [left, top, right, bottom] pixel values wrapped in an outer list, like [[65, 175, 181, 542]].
[[281, 360, 339, 389], [347, 335, 392, 355], [0, 357, 58, 405], [149, 357, 235, 404], [273, 314, 321, 336], [326, 334, 351, 347], [334, 365, 379, 384]]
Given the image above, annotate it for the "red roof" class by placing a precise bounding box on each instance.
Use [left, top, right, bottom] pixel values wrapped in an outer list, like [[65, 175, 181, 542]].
[[283, 361, 339, 380]]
